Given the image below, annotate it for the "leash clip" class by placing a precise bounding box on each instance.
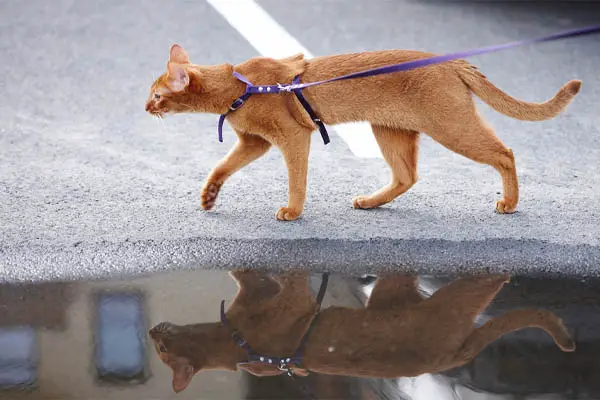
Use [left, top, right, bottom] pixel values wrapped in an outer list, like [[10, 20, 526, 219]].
[[276, 83, 291, 92], [278, 358, 293, 372], [277, 82, 302, 92]]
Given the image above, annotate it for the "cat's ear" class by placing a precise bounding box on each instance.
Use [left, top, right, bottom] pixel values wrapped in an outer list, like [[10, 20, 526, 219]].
[[169, 44, 190, 64], [171, 361, 194, 393], [166, 61, 190, 92]]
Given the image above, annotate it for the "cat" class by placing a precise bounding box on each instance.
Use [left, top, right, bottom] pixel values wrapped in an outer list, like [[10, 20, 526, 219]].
[[149, 270, 318, 392], [145, 44, 581, 221], [149, 271, 575, 393]]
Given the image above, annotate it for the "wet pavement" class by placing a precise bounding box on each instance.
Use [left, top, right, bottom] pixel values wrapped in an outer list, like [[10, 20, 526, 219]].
[[1, 269, 599, 399]]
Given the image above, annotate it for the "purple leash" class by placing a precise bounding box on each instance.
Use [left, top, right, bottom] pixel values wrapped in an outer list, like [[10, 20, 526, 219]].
[[218, 22, 600, 143]]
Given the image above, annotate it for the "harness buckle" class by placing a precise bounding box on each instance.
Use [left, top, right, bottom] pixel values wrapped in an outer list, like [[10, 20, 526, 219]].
[[278, 358, 289, 370], [230, 98, 245, 111], [278, 357, 297, 376]]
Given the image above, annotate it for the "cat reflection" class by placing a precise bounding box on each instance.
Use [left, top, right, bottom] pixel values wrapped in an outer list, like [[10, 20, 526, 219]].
[[149, 271, 574, 393]]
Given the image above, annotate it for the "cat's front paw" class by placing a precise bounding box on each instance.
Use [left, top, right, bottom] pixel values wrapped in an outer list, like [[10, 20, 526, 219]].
[[495, 199, 517, 214], [275, 207, 301, 221], [352, 196, 376, 209], [200, 182, 221, 210]]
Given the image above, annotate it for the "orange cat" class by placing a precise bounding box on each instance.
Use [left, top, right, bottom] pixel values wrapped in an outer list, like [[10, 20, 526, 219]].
[[149, 271, 575, 393], [145, 44, 581, 221]]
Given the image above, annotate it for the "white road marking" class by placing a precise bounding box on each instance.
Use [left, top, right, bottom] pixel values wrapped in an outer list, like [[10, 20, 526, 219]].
[[206, 0, 383, 158]]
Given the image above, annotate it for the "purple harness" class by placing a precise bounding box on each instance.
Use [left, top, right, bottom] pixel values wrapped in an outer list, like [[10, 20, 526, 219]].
[[218, 23, 600, 144], [220, 273, 329, 378]]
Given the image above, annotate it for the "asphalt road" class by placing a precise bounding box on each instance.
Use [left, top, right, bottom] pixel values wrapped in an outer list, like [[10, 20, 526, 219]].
[[1, 1, 599, 283]]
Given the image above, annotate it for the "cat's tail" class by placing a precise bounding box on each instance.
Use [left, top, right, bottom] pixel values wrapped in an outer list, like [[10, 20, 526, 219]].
[[456, 62, 581, 121], [454, 308, 575, 366]]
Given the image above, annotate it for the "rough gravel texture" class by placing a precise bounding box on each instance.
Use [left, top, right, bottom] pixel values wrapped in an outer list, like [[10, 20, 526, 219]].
[[1, 1, 599, 282]]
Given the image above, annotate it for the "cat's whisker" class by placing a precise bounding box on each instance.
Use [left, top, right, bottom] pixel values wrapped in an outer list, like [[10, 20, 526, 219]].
[[153, 114, 168, 134]]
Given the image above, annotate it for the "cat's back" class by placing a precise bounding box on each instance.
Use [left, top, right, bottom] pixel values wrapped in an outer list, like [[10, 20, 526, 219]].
[[235, 53, 309, 85], [234, 49, 441, 86], [302, 49, 439, 82]]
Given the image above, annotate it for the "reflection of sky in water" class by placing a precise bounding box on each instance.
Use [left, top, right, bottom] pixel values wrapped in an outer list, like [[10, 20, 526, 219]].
[[96, 293, 144, 378], [0, 327, 36, 387]]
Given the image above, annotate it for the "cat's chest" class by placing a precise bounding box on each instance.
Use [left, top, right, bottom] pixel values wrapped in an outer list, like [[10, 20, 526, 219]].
[[227, 111, 276, 137], [226, 94, 309, 140]]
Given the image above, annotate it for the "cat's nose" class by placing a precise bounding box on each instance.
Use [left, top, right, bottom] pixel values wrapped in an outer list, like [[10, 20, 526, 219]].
[[145, 102, 152, 112]]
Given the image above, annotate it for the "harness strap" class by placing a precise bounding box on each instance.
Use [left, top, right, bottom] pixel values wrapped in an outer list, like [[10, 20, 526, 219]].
[[315, 272, 329, 309], [291, 76, 330, 145], [218, 74, 330, 145], [218, 89, 252, 143], [291, 272, 329, 360], [220, 272, 330, 376]]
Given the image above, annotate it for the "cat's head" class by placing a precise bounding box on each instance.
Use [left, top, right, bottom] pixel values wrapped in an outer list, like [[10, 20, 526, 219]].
[[148, 321, 208, 393], [145, 44, 197, 118]]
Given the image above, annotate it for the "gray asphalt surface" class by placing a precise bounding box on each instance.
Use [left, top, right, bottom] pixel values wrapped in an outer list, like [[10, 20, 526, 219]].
[[1, 1, 599, 283]]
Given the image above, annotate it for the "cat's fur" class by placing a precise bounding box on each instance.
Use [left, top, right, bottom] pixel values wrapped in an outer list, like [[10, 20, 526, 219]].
[[145, 45, 581, 220], [149, 271, 575, 393]]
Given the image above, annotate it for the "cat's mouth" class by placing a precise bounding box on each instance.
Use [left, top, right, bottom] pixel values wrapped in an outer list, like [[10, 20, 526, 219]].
[[145, 101, 167, 119]]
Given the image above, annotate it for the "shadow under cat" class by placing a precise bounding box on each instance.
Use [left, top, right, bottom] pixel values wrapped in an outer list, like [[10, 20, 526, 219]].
[[149, 271, 575, 395]]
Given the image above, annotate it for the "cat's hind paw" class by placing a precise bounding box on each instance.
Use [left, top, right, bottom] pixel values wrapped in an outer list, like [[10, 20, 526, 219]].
[[201, 182, 221, 210], [276, 207, 301, 221], [560, 337, 576, 352]]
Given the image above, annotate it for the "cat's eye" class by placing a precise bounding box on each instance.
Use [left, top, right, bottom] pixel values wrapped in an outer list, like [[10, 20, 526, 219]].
[[159, 343, 167, 353], [153, 93, 161, 100]]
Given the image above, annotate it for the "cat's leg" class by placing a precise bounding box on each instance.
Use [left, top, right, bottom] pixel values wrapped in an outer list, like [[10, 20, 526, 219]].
[[275, 132, 311, 221], [272, 270, 310, 289], [270, 271, 317, 325], [425, 112, 518, 214], [201, 131, 271, 210], [238, 363, 309, 377], [229, 270, 282, 305], [273, 271, 314, 307], [455, 308, 575, 364], [250, 271, 317, 355], [238, 363, 287, 377], [353, 125, 419, 209], [424, 274, 509, 322], [366, 274, 423, 310]]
